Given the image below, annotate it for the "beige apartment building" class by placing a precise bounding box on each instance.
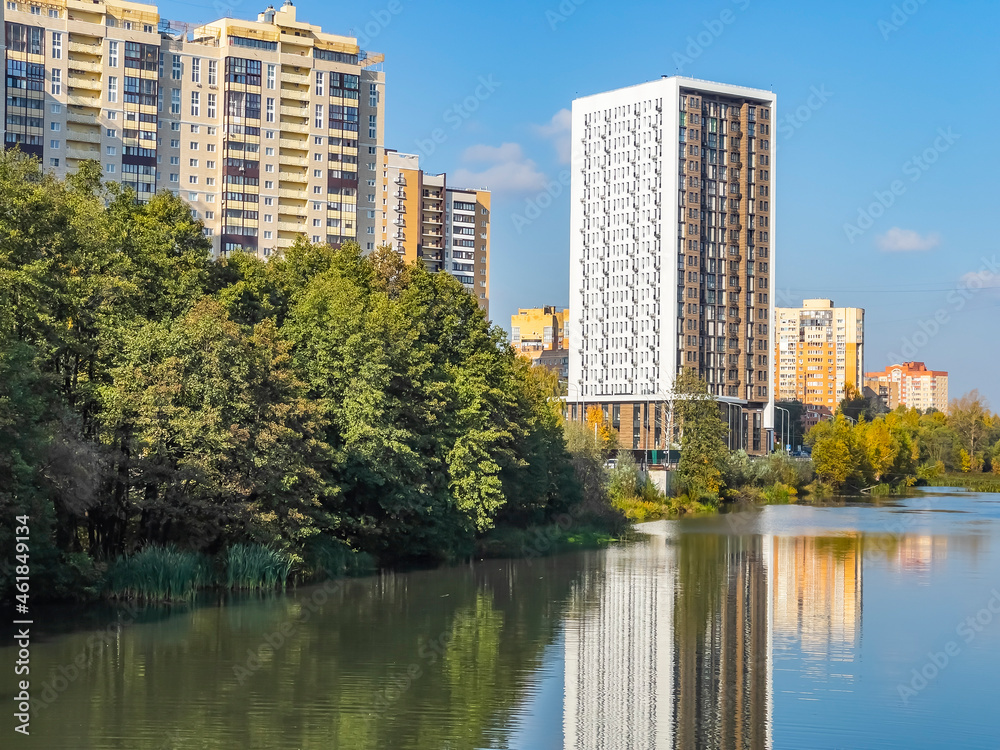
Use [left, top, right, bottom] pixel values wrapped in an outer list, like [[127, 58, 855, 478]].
[[379, 149, 490, 311], [2, 0, 384, 258], [864, 361, 948, 413], [774, 299, 864, 409]]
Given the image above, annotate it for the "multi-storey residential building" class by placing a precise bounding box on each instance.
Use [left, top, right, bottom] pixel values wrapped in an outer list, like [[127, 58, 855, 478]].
[[378, 149, 490, 311], [864, 361, 948, 413], [567, 77, 776, 454], [774, 299, 864, 410], [510, 306, 568, 358], [3, 0, 384, 258]]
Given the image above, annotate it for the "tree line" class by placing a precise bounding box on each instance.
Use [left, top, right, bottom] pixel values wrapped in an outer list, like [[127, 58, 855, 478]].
[[0, 154, 597, 599]]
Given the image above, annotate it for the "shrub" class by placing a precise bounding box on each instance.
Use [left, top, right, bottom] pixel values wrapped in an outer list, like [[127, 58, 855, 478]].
[[106, 546, 209, 602]]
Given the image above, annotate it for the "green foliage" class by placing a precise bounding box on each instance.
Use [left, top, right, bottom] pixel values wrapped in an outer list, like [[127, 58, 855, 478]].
[[0, 153, 592, 598], [224, 544, 293, 591], [674, 370, 729, 500], [106, 546, 209, 602]]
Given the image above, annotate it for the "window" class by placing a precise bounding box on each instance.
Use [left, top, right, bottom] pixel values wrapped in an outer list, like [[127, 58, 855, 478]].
[[169, 173, 179, 182], [312, 236, 321, 243], [50, 69, 60, 95], [264, 231, 273, 239], [170, 88, 180, 114], [266, 97, 274, 122], [189, 141, 198, 150], [170, 121, 179, 130], [369, 114, 377, 139], [106, 128, 116, 137], [30, 5, 40, 14], [266, 64, 275, 89], [169, 156, 179, 165], [51, 32, 62, 59], [313, 219, 321, 227], [188, 175, 198, 184], [188, 191, 199, 201], [315, 104, 323, 129], [106, 146, 116, 155], [51, 104, 61, 113], [264, 214, 273, 222], [207, 93, 216, 118], [313, 169, 322, 177], [170, 139, 179, 148], [171, 55, 182, 80], [265, 147, 274, 156], [265, 164, 274, 172], [189, 159, 198, 167], [191, 125, 199, 134], [158, 52, 164, 78], [108, 76, 118, 102], [314, 153, 323, 162], [50, 121, 60, 131], [49, 139, 60, 148], [208, 60, 217, 86], [315, 71, 324, 96], [191, 58, 200, 83], [265, 130, 274, 139], [265, 180, 273, 189], [49, 158, 59, 167], [206, 143, 215, 151], [263, 197, 273, 206], [105, 164, 115, 173], [370, 82, 378, 107], [190, 91, 200, 116], [205, 211, 214, 219], [206, 163, 215, 171]]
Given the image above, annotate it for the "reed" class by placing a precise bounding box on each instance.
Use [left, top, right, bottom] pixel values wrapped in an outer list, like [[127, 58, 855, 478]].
[[105, 546, 208, 602], [224, 544, 293, 591]]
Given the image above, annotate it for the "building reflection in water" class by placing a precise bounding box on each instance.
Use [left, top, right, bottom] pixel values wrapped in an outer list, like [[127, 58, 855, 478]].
[[562, 529, 872, 749]]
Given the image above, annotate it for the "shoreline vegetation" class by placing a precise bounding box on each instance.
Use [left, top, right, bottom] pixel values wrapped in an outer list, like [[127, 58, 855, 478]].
[[0, 154, 623, 604], [2, 155, 999, 603]]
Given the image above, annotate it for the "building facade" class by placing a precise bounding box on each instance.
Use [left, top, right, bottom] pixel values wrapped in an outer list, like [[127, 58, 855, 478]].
[[567, 77, 776, 454], [3, 0, 384, 258], [774, 299, 864, 409], [378, 149, 491, 310], [864, 361, 948, 412], [510, 306, 568, 358]]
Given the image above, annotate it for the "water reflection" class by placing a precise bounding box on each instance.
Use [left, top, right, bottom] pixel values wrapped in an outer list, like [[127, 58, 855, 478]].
[[6, 493, 1000, 750]]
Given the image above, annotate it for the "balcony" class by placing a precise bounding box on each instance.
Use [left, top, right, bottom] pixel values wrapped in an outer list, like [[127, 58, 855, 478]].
[[281, 70, 309, 86], [277, 188, 306, 199], [394, 175, 406, 186], [278, 137, 307, 151], [67, 93, 99, 107], [279, 121, 308, 134], [66, 110, 98, 125], [65, 128, 100, 144], [277, 221, 306, 232], [278, 170, 308, 182], [279, 155, 308, 167], [279, 105, 308, 118], [67, 75, 101, 91], [67, 41, 101, 56], [66, 145, 100, 160], [67, 58, 101, 73]]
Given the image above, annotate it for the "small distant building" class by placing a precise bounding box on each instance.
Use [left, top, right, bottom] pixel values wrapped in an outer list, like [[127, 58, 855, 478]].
[[864, 362, 948, 412], [536, 348, 570, 380], [511, 306, 569, 363]]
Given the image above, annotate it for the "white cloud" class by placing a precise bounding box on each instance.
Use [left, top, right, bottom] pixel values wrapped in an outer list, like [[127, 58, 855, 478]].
[[877, 227, 941, 252], [451, 142, 547, 194], [959, 269, 1000, 296], [533, 108, 572, 164]]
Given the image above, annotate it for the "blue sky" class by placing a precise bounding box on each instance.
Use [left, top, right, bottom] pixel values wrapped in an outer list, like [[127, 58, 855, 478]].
[[157, 0, 1000, 406]]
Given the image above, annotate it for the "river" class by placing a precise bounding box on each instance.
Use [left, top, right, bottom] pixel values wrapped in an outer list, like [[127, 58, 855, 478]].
[[5, 488, 1000, 749]]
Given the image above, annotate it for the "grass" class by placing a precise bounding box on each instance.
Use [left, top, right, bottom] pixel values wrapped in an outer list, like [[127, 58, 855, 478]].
[[224, 544, 294, 591], [105, 546, 209, 602], [926, 473, 1000, 493], [308, 537, 376, 579]]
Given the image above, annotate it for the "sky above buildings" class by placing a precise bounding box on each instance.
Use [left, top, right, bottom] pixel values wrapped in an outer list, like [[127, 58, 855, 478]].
[[157, 0, 1000, 406]]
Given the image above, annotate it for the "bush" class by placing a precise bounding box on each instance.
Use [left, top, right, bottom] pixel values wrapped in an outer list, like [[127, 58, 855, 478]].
[[224, 544, 293, 591]]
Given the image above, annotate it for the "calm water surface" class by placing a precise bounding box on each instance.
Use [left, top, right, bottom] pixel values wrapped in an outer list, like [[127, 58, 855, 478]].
[[5, 488, 1000, 749]]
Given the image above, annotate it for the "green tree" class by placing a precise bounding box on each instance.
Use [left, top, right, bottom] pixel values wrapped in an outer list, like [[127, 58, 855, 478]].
[[674, 369, 728, 499]]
